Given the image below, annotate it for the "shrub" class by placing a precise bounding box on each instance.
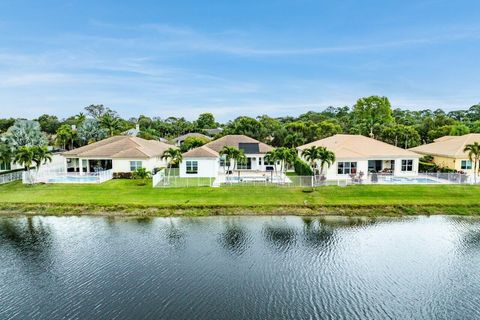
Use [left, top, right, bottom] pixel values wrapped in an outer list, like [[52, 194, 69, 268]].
[[294, 158, 313, 176]]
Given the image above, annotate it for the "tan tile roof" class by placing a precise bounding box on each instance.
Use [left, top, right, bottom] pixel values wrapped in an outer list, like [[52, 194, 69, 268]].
[[63, 136, 174, 159], [297, 134, 419, 159], [203, 135, 273, 154], [410, 134, 480, 158], [182, 145, 219, 158]]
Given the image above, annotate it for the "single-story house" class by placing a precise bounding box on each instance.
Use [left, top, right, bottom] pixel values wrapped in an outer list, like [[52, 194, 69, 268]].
[[179, 135, 274, 178], [62, 136, 173, 174], [171, 133, 212, 146], [410, 134, 480, 173], [297, 134, 420, 180]]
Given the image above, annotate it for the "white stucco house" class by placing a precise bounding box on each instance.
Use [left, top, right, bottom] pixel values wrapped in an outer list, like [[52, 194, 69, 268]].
[[62, 136, 173, 174], [179, 135, 275, 178], [297, 134, 420, 180]]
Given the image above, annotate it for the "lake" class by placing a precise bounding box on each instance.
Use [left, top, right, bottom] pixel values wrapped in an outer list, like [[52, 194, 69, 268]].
[[1, 215, 480, 320]]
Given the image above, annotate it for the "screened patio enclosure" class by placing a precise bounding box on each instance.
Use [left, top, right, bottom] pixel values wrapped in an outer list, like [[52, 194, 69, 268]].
[[66, 158, 113, 173]]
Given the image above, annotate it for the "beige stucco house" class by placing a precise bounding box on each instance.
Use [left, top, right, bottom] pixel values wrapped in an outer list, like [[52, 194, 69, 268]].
[[410, 134, 480, 174], [63, 136, 173, 174], [297, 134, 420, 180]]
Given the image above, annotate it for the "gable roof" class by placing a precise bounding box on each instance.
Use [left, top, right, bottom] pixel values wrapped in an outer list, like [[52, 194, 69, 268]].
[[63, 136, 174, 159], [297, 134, 419, 159], [203, 135, 273, 154], [183, 145, 219, 158], [410, 134, 480, 158]]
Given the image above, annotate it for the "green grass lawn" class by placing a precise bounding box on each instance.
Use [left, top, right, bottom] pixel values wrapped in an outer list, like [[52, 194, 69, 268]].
[[0, 179, 479, 208]]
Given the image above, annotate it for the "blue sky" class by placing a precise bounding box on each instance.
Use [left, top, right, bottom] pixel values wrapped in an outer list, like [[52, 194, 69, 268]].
[[0, 0, 479, 121]]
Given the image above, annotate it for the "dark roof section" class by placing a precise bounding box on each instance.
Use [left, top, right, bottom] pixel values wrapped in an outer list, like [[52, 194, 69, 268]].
[[239, 143, 260, 154]]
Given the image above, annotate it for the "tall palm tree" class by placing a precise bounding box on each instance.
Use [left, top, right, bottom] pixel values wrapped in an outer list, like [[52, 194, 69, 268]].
[[264, 150, 279, 175], [464, 142, 480, 183], [301, 146, 335, 183], [161, 147, 182, 183]]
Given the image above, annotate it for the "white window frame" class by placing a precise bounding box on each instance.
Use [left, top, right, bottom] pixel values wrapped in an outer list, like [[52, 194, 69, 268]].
[[461, 160, 472, 170], [401, 159, 413, 172], [337, 162, 357, 175], [186, 160, 198, 174], [130, 161, 143, 172]]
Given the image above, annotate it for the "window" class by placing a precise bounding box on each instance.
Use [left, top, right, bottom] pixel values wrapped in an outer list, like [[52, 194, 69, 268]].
[[130, 161, 142, 171], [337, 162, 357, 175], [0, 162, 11, 171], [401, 159, 413, 172], [186, 161, 198, 174], [461, 160, 472, 170], [258, 157, 262, 165]]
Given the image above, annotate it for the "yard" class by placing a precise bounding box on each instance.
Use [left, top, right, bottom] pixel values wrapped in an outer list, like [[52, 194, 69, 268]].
[[0, 179, 480, 216]]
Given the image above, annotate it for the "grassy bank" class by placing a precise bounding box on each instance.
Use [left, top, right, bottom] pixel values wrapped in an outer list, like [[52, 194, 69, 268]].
[[0, 180, 480, 216]]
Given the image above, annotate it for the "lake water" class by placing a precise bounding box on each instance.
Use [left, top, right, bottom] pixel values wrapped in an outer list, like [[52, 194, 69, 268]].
[[1, 215, 480, 320]]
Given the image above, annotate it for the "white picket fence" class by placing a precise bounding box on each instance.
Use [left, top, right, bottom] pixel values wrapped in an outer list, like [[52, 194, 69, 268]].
[[0, 171, 23, 185]]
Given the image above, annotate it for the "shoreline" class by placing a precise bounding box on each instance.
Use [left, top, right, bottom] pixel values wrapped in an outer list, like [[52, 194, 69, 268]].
[[1, 203, 480, 217]]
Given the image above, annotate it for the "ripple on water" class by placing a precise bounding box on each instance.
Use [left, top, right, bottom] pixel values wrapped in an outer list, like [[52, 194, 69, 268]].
[[1, 215, 480, 320]]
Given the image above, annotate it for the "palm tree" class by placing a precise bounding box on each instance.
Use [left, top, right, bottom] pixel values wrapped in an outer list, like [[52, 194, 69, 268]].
[[301, 146, 321, 176], [301, 146, 335, 183], [32, 146, 52, 172], [56, 124, 76, 150], [464, 142, 480, 183], [219, 146, 238, 175], [274, 147, 296, 175], [232, 148, 246, 174], [14, 146, 35, 184], [317, 147, 336, 177], [161, 148, 182, 183], [264, 150, 279, 175], [132, 167, 151, 186], [100, 114, 122, 137], [0, 143, 13, 170]]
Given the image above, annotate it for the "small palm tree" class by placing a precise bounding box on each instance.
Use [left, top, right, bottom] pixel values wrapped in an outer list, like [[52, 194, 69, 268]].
[[219, 146, 238, 175], [132, 167, 151, 186], [301, 146, 335, 183], [317, 147, 336, 177], [14, 146, 35, 184], [100, 114, 122, 137], [32, 146, 52, 172], [464, 142, 480, 183], [161, 148, 182, 183]]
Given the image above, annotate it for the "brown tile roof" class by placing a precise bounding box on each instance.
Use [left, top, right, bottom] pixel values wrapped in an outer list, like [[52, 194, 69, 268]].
[[63, 136, 175, 159], [410, 134, 480, 158], [182, 145, 219, 158], [297, 134, 419, 158], [203, 135, 273, 154]]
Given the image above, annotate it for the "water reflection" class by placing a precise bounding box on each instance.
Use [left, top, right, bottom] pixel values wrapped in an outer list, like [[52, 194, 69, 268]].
[[0, 217, 53, 262], [164, 218, 186, 247], [262, 220, 297, 251], [302, 218, 335, 249], [218, 220, 250, 255]]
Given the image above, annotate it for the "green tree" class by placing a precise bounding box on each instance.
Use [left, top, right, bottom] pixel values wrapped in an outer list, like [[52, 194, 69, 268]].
[[56, 124, 76, 150], [32, 146, 52, 172], [5, 120, 48, 149], [99, 114, 122, 137], [464, 142, 480, 183], [77, 118, 108, 145], [36, 114, 61, 135], [0, 143, 13, 170], [352, 96, 394, 138], [195, 113, 216, 129], [301, 146, 335, 181], [180, 136, 210, 152]]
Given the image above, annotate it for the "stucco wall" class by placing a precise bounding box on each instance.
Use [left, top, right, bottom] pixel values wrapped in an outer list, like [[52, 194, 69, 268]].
[[180, 158, 219, 178]]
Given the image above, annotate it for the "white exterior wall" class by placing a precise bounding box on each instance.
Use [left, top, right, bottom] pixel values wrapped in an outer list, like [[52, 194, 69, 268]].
[[320, 157, 420, 180], [64, 156, 168, 173], [180, 157, 219, 178]]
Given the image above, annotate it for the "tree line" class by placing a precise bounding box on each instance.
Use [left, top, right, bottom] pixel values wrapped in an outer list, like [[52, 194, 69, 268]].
[[1, 96, 480, 156]]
